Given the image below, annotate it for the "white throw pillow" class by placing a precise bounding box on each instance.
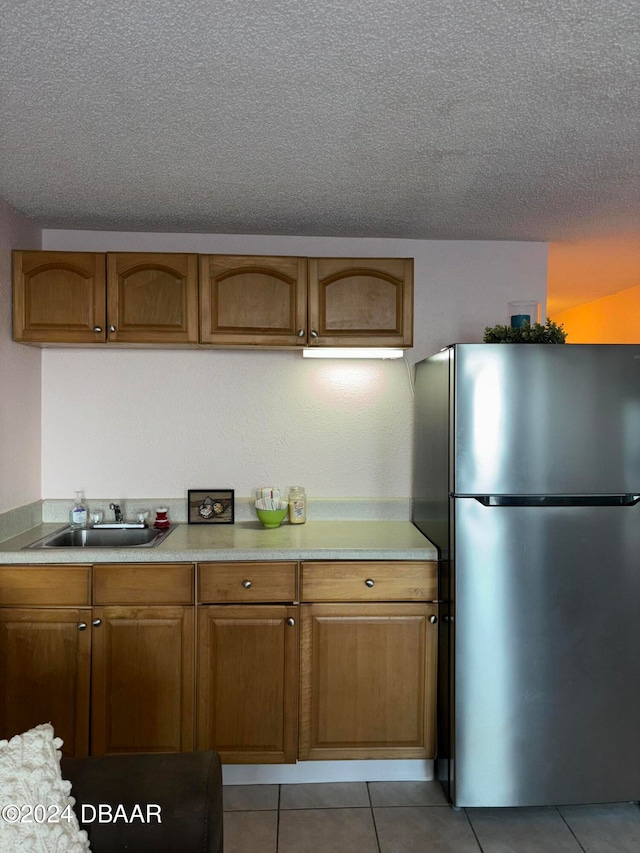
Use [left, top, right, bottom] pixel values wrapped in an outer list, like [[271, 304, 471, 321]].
[[0, 723, 90, 852]]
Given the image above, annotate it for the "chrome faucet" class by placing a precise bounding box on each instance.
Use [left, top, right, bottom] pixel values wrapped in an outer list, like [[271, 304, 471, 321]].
[[109, 503, 123, 524]]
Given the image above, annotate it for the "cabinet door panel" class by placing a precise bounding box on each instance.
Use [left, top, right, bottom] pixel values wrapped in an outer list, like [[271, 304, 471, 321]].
[[200, 255, 307, 345], [0, 609, 91, 756], [13, 251, 106, 343], [308, 257, 413, 347], [91, 606, 194, 755], [299, 603, 437, 760], [197, 605, 297, 763], [107, 253, 199, 343]]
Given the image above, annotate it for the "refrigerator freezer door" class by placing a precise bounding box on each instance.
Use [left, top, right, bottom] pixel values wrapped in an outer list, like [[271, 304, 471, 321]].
[[454, 344, 640, 496], [453, 496, 640, 807]]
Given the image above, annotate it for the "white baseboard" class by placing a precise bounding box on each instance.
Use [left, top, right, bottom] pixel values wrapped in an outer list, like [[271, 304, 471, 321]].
[[222, 759, 434, 786]]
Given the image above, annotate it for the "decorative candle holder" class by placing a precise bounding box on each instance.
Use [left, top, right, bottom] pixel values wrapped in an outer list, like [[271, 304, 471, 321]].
[[508, 300, 540, 328], [153, 507, 170, 529]]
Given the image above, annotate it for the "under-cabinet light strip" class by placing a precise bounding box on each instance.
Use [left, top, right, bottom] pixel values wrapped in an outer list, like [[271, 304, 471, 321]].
[[302, 348, 404, 359]]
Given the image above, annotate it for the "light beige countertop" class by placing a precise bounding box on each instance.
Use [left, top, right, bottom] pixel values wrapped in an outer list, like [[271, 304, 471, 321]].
[[0, 521, 437, 563]]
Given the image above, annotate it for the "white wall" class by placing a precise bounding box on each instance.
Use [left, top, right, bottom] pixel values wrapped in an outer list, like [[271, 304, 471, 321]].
[[0, 199, 42, 513], [41, 230, 547, 500]]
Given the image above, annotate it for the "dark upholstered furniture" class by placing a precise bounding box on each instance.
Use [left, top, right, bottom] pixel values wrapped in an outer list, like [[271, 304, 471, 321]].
[[61, 750, 223, 853]]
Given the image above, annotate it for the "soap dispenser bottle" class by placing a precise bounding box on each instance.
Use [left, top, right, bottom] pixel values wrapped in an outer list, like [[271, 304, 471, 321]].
[[69, 491, 88, 529]]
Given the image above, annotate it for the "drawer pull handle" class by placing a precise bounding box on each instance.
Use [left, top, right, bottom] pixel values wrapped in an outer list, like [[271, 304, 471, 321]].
[[78, 622, 87, 631], [92, 619, 102, 627], [365, 578, 375, 588], [93, 326, 102, 333], [286, 617, 295, 627], [242, 580, 252, 589], [429, 615, 438, 624]]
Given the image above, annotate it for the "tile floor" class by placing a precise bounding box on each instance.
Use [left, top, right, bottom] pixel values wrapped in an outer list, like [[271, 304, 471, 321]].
[[223, 781, 640, 853]]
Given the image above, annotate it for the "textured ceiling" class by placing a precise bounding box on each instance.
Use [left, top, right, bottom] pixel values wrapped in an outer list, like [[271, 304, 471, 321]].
[[0, 0, 639, 245]]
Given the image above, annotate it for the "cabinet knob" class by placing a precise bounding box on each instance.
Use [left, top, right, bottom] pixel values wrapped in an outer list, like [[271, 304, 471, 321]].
[[297, 329, 305, 337], [78, 622, 87, 631], [429, 615, 438, 624], [310, 330, 319, 339], [108, 324, 116, 333], [92, 619, 102, 627], [365, 578, 375, 588], [242, 580, 252, 589], [286, 617, 295, 627], [93, 326, 103, 333]]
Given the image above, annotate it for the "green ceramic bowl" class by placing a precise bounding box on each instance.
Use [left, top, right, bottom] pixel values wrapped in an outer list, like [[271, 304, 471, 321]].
[[256, 508, 288, 529]]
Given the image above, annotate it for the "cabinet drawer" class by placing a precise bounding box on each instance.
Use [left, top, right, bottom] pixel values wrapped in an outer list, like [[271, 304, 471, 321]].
[[300, 561, 437, 602], [0, 565, 91, 606], [198, 562, 297, 603], [93, 564, 194, 605]]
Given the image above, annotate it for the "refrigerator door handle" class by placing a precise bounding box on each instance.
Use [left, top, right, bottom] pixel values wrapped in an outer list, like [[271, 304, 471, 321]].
[[470, 495, 640, 507]]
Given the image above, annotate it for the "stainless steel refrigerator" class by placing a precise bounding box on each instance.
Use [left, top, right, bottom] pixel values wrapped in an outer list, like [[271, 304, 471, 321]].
[[412, 344, 640, 807]]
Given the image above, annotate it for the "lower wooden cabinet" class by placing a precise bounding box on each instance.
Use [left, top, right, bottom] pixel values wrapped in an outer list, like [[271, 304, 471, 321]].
[[299, 604, 437, 760], [299, 560, 439, 761], [0, 559, 436, 764], [0, 563, 195, 757], [0, 607, 91, 757], [197, 605, 298, 763], [90, 563, 195, 755], [299, 602, 438, 760], [0, 565, 92, 757], [91, 605, 195, 755]]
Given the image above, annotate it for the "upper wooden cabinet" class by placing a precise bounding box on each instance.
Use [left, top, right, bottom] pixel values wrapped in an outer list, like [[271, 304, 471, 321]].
[[308, 258, 413, 348], [13, 251, 199, 345], [13, 251, 413, 349], [199, 255, 307, 346], [199, 255, 413, 348], [107, 253, 199, 344], [13, 251, 106, 344]]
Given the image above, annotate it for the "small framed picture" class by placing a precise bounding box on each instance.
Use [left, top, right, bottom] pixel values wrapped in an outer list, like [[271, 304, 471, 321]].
[[188, 489, 235, 524]]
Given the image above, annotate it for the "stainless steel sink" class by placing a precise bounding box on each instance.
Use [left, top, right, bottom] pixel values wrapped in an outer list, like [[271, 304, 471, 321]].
[[24, 525, 176, 549]]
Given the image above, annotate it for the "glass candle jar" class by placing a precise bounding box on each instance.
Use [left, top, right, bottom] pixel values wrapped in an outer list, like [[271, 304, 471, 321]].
[[508, 301, 540, 328]]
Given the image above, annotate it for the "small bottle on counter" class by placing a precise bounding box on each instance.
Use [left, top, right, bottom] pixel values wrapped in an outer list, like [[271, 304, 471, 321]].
[[288, 486, 307, 524], [154, 507, 171, 529], [69, 491, 88, 528]]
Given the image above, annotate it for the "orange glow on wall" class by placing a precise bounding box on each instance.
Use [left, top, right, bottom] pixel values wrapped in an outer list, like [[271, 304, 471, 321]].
[[553, 284, 640, 343], [548, 235, 640, 343]]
